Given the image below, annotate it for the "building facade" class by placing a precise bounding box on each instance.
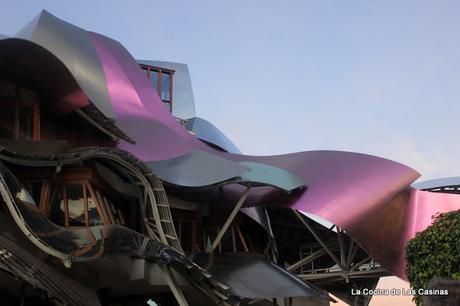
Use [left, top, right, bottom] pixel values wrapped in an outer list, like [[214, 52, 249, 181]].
[[0, 10, 459, 306]]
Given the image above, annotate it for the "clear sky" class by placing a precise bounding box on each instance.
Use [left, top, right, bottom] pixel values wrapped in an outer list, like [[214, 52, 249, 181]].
[[1, 1, 457, 305]]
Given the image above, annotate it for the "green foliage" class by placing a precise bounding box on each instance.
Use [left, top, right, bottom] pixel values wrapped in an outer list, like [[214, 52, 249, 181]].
[[406, 209, 460, 305]]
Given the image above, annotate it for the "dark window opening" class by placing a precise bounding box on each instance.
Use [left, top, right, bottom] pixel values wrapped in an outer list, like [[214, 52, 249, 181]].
[[0, 80, 40, 141]]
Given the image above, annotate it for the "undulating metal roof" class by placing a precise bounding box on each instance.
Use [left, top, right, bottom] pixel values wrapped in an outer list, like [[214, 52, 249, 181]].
[[147, 150, 307, 192]]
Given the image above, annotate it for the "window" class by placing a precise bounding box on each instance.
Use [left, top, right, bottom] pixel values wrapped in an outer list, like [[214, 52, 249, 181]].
[[49, 181, 108, 227], [140, 65, 174, 112], [0, 81, 40, 140], [17, 166, 127, 228]]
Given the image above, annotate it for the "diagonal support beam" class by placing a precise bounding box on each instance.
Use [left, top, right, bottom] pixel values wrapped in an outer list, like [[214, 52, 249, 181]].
[[209, 187, 251, 253], [349, 256, 371, 273], [293, 210, 346, 271], [337, 229, 346, 267], [287, 248, 327, 272], [346, 241, 358, 269]]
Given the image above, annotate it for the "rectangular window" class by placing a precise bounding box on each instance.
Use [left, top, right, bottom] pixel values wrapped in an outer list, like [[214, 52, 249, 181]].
[[0, 106, 15, 138], [150, 70, 159, 92], [161, 72, 171, 102], [18, 106, 34, 140], [0, 81, 40, 140], [140, 65, 174, 112]]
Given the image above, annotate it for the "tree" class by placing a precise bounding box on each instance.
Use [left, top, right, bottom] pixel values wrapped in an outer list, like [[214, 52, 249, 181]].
[[406, 209, 460, 305]]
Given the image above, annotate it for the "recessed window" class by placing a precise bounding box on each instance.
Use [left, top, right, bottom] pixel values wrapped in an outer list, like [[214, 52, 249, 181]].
[[141, 65, 174, 112], [50, 181, 106, 227], [0, 81, 40, 141], [65, 183, 86, 226]]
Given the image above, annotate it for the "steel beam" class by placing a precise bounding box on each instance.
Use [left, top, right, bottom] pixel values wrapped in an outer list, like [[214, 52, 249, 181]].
[[349, 256, 371, 273], [298, 268, 387, 281], [287, 248, 327, 272], [293, 210, 345, 271], [210, 187, 251, 252]]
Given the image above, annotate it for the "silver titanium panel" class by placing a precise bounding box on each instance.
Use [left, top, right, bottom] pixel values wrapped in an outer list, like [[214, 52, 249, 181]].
[[147, 149, 249, 187], [185, 117, 241, 153], [16, 10, 115, 119], [239, 161, 306, 192]]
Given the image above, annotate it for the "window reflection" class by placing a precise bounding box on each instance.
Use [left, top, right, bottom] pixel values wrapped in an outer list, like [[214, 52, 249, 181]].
[[88, 197, 102, 226], [161, 73, 170, 101], [49, 181, 118, 227], [150, 70, 159, 92], [66, 183, 86, 226]]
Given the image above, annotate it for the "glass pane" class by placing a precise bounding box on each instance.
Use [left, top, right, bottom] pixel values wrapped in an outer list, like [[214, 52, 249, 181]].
[[0, 105, 15, 138], [88, 197, 102, 226], [18, 106, 34, 140], [66, 183, 86, 226], [150, 70, 159, 92], [161, 72, 170, 101]]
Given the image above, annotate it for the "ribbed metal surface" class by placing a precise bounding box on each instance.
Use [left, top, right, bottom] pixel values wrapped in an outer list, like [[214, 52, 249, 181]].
[[0, 235, 100, 306]]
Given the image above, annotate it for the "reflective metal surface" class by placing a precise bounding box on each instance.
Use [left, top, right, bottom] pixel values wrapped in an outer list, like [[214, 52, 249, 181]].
[[147, 149, 248, 187], [147, 150, 306, 192], [0, 231, 101, 306], [185, 117, 241, 153], [239, 161, 306, 192], [16, 10, 115, 119], [195, 253, 329, 300]]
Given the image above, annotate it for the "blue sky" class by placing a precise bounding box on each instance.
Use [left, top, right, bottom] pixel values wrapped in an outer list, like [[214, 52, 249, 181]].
[[1, 1, 460, 181]]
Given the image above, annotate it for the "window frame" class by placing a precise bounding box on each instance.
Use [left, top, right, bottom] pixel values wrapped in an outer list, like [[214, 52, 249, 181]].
[[0, 80, 40, 141], [140, 65, 174, 112]]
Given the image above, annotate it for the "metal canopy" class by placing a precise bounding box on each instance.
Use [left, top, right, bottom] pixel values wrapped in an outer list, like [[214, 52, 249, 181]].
[[195, 253, 329, 301], [184, 117, 241, 153], [147, 150, 249, 187], [16, 10, 115, 119], [147, 150, 307, 192], [239, 161, 307, 192]]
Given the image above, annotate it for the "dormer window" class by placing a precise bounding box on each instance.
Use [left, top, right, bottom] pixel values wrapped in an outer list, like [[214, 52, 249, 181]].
[[0, 80, 40, 141], [140, 65, 174, 112]]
